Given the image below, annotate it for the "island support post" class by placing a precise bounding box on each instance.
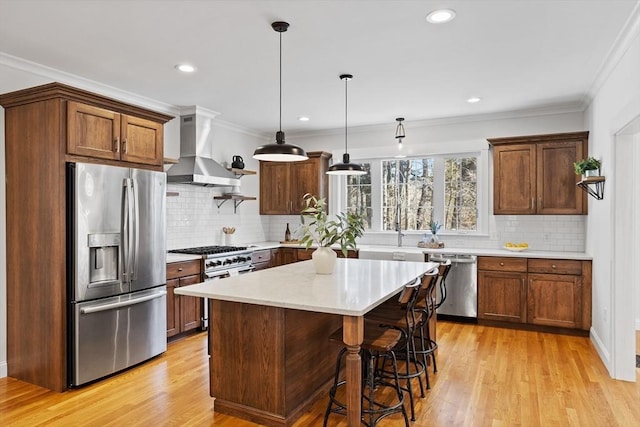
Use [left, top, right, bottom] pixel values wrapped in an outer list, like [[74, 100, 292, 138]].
[[343, 315, 364, 427]]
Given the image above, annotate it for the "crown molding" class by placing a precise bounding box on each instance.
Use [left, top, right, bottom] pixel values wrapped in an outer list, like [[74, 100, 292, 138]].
[[586, 1, 640, 103], [288, 102, 586, 138], [0, 51, 180, 116]]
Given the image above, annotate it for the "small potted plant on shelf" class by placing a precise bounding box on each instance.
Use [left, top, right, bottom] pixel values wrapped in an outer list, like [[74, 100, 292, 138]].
[[573, 157, 601, 179], [299, 193, 365, 274]]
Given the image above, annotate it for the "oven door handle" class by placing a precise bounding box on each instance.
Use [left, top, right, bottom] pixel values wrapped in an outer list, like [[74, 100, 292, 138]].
[[205, 265, 254, 280]]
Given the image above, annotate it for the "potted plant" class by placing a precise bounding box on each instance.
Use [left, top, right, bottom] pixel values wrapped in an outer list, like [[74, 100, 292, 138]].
[[573, 157, 601, 178], [299, 193, 365, 274]]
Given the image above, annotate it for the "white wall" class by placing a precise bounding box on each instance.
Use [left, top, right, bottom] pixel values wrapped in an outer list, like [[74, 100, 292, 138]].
[[583, 17, 640, 379]]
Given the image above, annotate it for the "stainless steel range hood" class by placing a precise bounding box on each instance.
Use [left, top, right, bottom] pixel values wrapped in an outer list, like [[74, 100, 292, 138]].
[[167, 108, 240, 187]]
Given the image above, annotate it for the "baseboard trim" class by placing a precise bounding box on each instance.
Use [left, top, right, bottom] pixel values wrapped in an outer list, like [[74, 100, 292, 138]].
[[590, 326, 611, 375], [0, 360, 7, 378]]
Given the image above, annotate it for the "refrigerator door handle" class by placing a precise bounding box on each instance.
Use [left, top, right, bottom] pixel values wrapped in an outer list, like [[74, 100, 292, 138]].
[[80, 290, 167, 314], [131, 178, 140, 281], [121, 178, 129, 282]]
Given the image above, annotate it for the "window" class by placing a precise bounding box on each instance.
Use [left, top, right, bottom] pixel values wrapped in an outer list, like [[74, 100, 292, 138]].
[[343, 154, 481, 233], [346, 163, 372, 229]]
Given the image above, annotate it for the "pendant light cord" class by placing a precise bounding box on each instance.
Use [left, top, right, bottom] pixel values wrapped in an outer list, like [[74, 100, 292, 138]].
[[279, 30, 282, 133], [344, 77, 348, 152]]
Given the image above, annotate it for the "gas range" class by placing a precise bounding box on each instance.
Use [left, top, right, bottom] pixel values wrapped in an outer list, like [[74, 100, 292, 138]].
[[169, 245, 254, 279]]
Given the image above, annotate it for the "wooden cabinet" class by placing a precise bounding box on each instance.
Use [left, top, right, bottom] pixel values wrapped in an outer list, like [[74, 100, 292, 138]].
[[68, 101, 164, 166], [272, 247, 298, 266], [251, 249, 272, 271], [166, 260, 203, 338], [260, 151, 331, 214], [527, 259, 584, 329], [488, 132, 588, 215], [0, 82, 171, 392], [478, 256, 592, 332], [478, 257, 528, 323], [297, 248, 358, 260]]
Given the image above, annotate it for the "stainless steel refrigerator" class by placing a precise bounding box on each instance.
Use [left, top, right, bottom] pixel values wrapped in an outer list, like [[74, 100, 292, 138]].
[[68, 162, 167, 387]]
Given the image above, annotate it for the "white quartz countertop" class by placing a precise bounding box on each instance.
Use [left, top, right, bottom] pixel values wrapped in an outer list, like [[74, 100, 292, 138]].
[[166, 253, 203, 263], [174, 258, 439, 316], [245, 241, 591, 260]]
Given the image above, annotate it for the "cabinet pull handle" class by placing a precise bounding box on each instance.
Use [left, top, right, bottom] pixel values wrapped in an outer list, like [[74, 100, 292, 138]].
[[531, 197, 534, 209], [114, 137, 120, 153], [122, 138, 128, 153]]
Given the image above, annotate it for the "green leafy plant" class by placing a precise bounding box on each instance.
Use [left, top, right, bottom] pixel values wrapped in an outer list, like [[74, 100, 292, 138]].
[[429, 220, 442, 235], [299, 194, 365, 257], [573, 157, 601, 175]]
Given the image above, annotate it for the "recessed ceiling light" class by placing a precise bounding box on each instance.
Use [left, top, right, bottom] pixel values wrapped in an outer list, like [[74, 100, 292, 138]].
[[175, 63, 196, 73], [467, 97, 481, 103], [298, 116, 310, 122], [426, 9, 456, 24]]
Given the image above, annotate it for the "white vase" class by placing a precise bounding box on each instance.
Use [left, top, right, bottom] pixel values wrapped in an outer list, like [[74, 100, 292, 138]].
[[312, 247, 337, 274]]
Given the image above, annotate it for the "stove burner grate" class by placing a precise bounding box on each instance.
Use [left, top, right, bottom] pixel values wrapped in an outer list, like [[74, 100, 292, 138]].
[[169, 245, 248, 256]]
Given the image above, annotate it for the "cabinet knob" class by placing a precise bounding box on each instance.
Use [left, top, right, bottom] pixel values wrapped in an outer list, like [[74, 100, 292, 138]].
[[552, 264, 556, 269], [178, 268, 183, 272], [500, 262, 504, 266]]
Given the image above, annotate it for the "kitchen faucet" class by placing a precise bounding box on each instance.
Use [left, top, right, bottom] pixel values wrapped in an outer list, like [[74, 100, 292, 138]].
[[396, 201, 404, 247]]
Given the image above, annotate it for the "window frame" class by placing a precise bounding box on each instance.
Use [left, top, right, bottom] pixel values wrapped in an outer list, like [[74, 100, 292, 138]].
[[330, 141, 489, 236]]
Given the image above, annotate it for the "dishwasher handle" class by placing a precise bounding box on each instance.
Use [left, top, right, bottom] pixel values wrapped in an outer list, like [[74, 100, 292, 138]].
[[429, 254, 477, 264]]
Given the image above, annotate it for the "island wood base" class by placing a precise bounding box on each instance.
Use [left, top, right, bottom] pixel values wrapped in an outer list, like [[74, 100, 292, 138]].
[[208, 300, 343, 426]]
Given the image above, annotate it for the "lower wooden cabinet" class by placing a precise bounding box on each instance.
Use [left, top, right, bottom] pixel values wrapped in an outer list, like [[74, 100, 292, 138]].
[[478, 270, 527, 323], [166, 259, 203, 338], [272, 247, 298, 266], [477, 256, 591, 332]]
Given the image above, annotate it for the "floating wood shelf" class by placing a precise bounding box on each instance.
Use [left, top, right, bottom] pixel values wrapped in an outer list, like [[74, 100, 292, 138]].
[[577, 176, 605, 200], [227, 168, 256, 177], [214, 195, 257, 213]]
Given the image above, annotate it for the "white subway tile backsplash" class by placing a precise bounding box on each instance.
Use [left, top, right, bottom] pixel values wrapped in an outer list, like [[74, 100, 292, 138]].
[[166, 184, 586, 253]]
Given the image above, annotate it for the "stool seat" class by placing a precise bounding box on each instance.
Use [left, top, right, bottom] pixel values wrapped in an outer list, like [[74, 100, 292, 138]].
[[329, 322, 401, 352]]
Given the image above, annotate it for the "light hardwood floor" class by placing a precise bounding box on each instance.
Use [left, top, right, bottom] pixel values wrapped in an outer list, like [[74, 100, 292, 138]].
[[2, 321, 640, 426]]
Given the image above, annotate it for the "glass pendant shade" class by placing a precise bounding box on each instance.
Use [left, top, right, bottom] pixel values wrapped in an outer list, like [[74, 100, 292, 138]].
[[253, 21, 308, 162], [327, 74, 365, 176], [395, 117, 405, 149]]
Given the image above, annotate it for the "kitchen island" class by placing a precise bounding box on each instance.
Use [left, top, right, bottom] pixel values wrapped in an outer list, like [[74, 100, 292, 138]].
[[175, 258, 437, 427]]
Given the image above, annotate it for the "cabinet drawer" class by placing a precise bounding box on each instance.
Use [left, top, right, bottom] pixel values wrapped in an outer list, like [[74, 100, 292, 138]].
[[528, 259, 582, 275], [167, 260, 201, 279], [478, 256, 527, 272], [251, 249, 272, 264]]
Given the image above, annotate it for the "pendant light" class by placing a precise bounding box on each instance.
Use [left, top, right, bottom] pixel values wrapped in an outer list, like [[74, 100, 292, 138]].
[[395, 117, 406, 150], [327, 74, 366, 175], [253, 21, 308, 162]]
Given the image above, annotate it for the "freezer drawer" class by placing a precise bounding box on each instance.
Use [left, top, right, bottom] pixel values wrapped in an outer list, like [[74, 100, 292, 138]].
[[70, 287, 167, 386]]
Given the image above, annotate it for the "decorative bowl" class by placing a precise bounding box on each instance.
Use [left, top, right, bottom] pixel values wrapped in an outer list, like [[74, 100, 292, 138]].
[[503, 245, 527, 252]]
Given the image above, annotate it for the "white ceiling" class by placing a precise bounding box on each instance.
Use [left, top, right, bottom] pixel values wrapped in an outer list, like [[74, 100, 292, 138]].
[[0, 0, 638, 136]]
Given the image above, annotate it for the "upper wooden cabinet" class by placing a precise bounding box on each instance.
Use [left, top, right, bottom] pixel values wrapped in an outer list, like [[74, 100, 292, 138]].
[[68, 101, 164, 166], [260, 151, 331, 215], [488, 132, 589, 215]]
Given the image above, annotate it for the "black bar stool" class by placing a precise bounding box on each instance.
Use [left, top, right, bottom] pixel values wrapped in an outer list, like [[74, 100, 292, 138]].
[[323, 322, 410, 427], [364, 278, 425, 421]]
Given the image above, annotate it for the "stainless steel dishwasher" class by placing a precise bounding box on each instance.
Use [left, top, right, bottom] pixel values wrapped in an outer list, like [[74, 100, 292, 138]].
[[428, 253, 478, 319]]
